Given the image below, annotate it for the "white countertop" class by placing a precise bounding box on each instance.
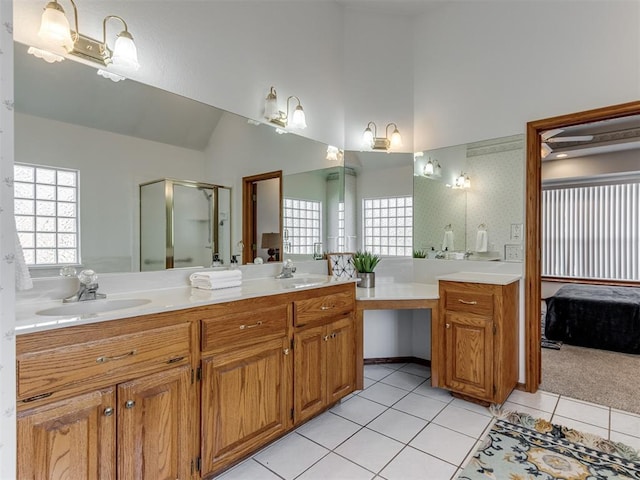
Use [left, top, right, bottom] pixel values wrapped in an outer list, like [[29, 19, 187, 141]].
[[436, 272, 521, 285], [356, 282, 438, 301], [15, 274, 356, 335]]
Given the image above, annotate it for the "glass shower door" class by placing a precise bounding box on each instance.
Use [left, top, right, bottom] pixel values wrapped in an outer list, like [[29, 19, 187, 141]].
[[173, 183, 215, 269]]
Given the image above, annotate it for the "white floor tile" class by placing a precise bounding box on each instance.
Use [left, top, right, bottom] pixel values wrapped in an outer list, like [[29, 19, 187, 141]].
[[296, 411, 362, 449], [383, 362, 407, 371], [449, 398, 492, 417], [296, 452, 375, 480], [551, 415, 609, 439], [380, 371, 426, 391], [253, 433, 329, 480], [409, 423, 476, 466], [554, 397, 610, 429], [331, 395, 388, 426], [364, 377, 377, 389], [367, 408, 429, 444], [213, 458, 281, 480], [411, 382, 453, 403], [502, 401, 552, 421], [392, 392, 449, 421], [379, 446, 458, 480], [364, 365, 395, 380], [335, 428, 404, 473], [460, 440, 483, 470], [610, 430, 640, 451], [398, 363, 431, 378], [433, 404, 492, 438], [507, 389, 559, 414], [358, 382, 409, 407], [610, 409, 640, 438]]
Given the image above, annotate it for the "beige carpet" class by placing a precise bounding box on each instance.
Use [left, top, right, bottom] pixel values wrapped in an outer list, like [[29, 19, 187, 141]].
[[541, 344, 640, 415]]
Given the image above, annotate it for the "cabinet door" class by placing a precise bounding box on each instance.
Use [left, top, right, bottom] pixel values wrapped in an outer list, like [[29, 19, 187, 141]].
[[294, 324, 327, 423], [326, 317, 355, 404], [17, 388, 116, 480], [444, 311, 494, 401], [201, 337, 291, 477], [117, 365, 192, 480]]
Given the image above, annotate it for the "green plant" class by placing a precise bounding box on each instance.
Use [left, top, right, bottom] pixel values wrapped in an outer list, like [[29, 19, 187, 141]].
[[413, 249, 427, 258], [352, 250, 381, 273]]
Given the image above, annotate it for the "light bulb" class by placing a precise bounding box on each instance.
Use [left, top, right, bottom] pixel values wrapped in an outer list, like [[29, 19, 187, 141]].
[[290, 105, 307, 129], [390, 127, 402, 149], [111, 31, 140, 71], [264, 88, 279, 120], [362, 127, 374, 148], [423, 160, 434, 176], [38, 1, 74, 51]]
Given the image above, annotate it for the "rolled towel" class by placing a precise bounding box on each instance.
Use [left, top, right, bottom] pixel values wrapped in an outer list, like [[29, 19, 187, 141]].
[[475, 230, 488, 252], [442, 231, 454, 251], [191, 279, 242, 290], [189, 269, 242, 283]]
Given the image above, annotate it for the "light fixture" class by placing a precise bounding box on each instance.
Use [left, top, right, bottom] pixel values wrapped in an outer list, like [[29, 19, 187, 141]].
[[422, 157, 442, 178], [30, 0, 140, 81], [264, 86, 307, 129], [556, 153, 568, 158], [452, 172, 471, 189], [362, 122, 402, 151], [326, 145, 343, 162]]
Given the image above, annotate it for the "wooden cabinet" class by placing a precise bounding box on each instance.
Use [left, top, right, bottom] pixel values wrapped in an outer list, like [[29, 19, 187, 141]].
[[439, 280, 518, 404], [294, 314, 355, 424], [16, 315, 196, 480]]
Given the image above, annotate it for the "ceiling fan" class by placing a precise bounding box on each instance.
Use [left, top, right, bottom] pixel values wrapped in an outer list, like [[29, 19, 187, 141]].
[[541, 128, 594, 158]]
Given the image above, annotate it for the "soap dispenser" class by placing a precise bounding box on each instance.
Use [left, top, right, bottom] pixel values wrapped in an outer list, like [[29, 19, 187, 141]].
[[211, 253, 222, 268]]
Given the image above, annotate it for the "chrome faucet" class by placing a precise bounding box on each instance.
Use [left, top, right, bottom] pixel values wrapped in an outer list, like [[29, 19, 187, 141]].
[[63, 269, 107, 303], [276, 259, 296, 279]]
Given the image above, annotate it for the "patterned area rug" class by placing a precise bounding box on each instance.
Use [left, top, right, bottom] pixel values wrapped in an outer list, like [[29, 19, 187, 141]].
[[458, 411, 640, 479]]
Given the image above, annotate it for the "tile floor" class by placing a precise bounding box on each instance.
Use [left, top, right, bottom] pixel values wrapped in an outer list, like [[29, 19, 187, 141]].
[[214, 362, 640, 480]]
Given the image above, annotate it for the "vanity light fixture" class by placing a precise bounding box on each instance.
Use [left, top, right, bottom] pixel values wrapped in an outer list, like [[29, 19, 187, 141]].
[[422, 157, 442, 178], [452, 172, 471, 189], [326, 145, 343, 162], [30, 0, 140, 81], [264, 86, 307, 129], [362, 122, 402, 151]]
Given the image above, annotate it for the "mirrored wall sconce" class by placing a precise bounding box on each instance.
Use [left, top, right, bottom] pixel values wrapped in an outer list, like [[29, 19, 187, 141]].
[[362, 122, 402, 151], [326, 145, 344, 162], [423, 158, 442, 178], [29, 0, 140, 82], [451, 172, 471, 189], [264, 86, 307, 129]]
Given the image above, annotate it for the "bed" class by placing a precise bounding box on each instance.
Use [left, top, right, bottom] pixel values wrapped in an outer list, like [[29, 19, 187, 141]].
[[545, 284, 640, 354]]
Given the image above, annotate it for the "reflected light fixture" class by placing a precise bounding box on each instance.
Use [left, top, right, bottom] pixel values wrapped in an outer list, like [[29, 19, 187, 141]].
[[326, 145, 343, 162], [423, 157, 442, 178], [452, 172, 471, 189], [264, 86, 307, 129], [30, 0, 140, 81], [362, 122, 402, 151]]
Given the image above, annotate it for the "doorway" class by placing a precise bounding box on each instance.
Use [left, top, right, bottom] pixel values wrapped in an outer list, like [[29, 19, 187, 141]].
[[242, 171, 282, 264], [524, 100, 640, 393]]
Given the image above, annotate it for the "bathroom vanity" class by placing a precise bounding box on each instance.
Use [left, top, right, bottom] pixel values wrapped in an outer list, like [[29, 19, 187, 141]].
[[16, 279, 356, 480]]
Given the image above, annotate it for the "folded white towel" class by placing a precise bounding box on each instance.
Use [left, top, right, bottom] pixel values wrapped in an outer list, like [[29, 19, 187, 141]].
[[442, 231, 455, 251], [475, 230, 488, 252], [191, 279, 242, 290], [189, 270, 242, 283]]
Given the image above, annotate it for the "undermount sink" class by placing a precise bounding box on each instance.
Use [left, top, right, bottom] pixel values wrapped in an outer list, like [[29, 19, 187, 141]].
[[280, 276, 329, 289], [36, 298, 152, 316]]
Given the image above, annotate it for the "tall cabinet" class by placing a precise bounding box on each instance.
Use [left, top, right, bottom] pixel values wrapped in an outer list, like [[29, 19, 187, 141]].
[[438, 277, 519, 404]]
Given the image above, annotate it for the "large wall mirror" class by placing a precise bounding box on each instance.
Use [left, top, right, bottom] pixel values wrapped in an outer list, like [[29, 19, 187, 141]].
[[413, 135, 525, 261]]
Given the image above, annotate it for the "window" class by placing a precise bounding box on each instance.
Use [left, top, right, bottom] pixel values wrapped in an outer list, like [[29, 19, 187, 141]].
[[363, 195, 413, 256], [283, 198, 322, 255], [542, 180, 640, 281], [337, 202, 345, 252], [14, 163, 79, 266]]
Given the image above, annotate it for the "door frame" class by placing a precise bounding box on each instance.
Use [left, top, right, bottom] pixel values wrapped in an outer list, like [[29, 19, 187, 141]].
[[242, 171, 283, 264], [524, 100, 640, 392]]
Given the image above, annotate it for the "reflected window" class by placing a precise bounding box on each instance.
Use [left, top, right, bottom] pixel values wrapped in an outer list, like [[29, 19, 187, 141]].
[[283, 198, 322, 255], [337, 202, 345, 252], [363, 195, 413, 256], [14, 163, 79, 266]]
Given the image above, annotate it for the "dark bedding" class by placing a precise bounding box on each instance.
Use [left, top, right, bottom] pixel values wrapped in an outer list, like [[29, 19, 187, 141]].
[[545, 284, 640, 354]]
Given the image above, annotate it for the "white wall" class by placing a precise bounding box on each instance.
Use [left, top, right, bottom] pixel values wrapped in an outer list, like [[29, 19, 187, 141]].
[[256, 178, 280, 262], [16, 113, 208, 273], [413, 1, 640, 151]]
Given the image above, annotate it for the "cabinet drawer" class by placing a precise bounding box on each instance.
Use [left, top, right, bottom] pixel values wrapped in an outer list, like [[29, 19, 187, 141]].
[[294, 291, 354, 327], [201, 304, 288, 352], [444, 290, 493, 316], [17, 323, 191, 401]]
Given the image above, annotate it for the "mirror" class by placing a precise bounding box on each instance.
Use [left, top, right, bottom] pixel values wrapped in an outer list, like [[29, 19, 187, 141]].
[[413, 135, 525, 260], [14, 42, 337, 275]]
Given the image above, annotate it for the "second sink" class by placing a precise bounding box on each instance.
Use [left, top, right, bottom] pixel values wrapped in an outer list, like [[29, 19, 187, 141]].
[[36, 298, 151, 316]]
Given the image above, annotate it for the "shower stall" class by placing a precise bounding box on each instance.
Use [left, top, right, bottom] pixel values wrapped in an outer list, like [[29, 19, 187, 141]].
[[139, 178, 231, 271]]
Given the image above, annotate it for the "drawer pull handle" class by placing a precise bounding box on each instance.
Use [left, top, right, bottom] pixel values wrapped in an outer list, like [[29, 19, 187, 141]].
[[446, 323, 451, 329], [22, 392, 53, 403], [323, 335, 329, 341], [330, 332, 337, 339], [96, 350, 136, 363], [283, 348, 290, 355], [320, 304, 335, 311], [103, 407, 114, 417], [458, 299, 478, 305], [240, 321, 263, 330]]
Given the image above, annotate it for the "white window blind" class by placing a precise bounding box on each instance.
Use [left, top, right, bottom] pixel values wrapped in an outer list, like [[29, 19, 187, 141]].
[[542, 182, 640, 281]]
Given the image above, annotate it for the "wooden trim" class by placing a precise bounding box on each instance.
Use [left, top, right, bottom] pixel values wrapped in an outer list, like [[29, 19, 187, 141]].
[[524, 100, 640, 393], [542, 276, 640, 288], [356, 298, 438, 311], [241, 171, 283, 264], [364, 357, 431, 367]]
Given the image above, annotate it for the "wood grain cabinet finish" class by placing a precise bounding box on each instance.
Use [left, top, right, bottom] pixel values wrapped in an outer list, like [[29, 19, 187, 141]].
[[439, 280, 519, 404]]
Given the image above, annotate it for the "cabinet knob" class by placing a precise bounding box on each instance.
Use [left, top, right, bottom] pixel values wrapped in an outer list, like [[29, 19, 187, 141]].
[[446, 323, 451, 329], [323, 335, 329, 341], [125, 400, 135, 409], [103, 407, 114, 417], [283, 348, 290, 355]]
